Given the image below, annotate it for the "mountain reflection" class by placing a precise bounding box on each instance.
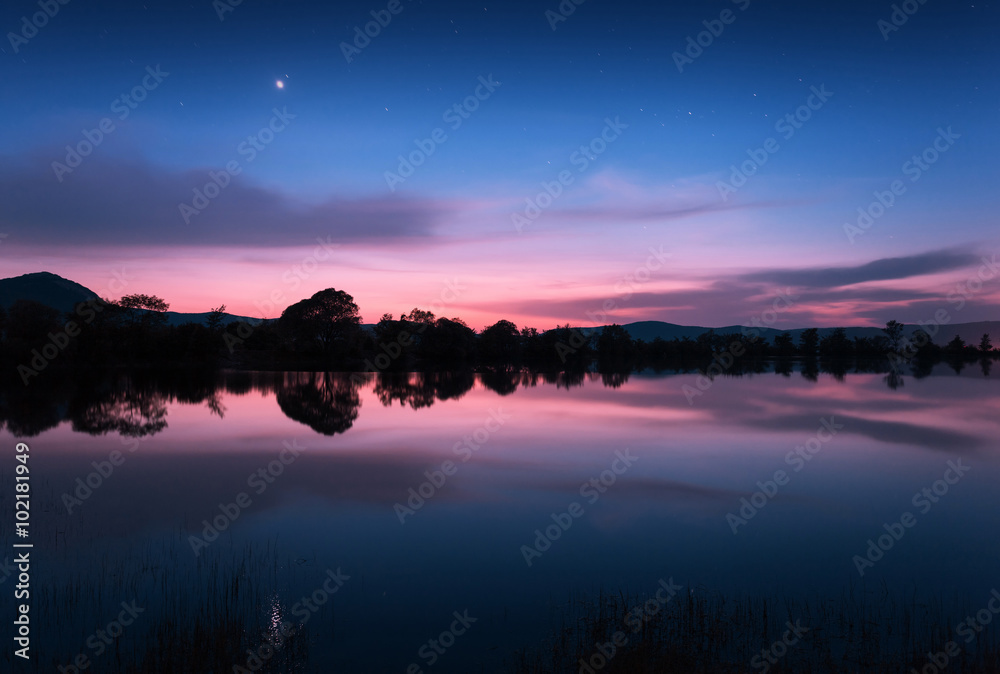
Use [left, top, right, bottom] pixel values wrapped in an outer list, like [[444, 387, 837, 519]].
[[0, 361, 994, 438]]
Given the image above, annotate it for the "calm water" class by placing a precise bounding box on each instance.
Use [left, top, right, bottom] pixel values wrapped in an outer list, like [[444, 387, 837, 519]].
[[3, 366, 999, 671]]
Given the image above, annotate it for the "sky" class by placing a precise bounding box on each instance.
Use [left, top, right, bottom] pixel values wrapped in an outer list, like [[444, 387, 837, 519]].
[[0, 0, 997, 330]]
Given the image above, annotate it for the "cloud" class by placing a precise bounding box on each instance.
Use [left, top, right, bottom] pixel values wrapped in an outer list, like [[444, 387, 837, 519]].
[[0, 152, 463, 247], [740, 249, 979, 288], [467, 283, 943, 326]]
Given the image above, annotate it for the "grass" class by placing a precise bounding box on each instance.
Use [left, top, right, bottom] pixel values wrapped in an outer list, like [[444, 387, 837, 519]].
[[507, 584, 1000, 673]]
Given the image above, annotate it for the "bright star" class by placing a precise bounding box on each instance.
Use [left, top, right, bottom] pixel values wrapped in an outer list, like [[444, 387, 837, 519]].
[[276, 80, 284, 89]]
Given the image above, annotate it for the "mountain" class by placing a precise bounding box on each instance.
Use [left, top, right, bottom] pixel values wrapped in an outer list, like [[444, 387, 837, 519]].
[[0, 272, 99, 314], [0, 271, 264, 326], [621, 321, 1000, 347], [1, 272, 996, 345]]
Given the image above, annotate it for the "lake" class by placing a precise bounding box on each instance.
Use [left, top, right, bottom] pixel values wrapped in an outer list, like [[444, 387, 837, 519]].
[[3, 364, 999, 672]]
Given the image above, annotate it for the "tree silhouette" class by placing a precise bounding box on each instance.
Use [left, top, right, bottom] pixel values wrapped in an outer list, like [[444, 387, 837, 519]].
[[882, 320, 904, 352], [116, 293, 170, 328], [774, 332, 795, 357], [278, 289, 362, 355], [207, 304, 227, 332], [979, 333, 993, 354], [479, 319, 520, 363], [946, 335, 967, 353], [799, 328, 819, 358]]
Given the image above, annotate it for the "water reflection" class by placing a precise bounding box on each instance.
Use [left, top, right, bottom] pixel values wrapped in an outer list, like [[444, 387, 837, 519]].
[[4, 363, 999, 672], [276, 371, 361, 435], [0, 361, 996, 439]]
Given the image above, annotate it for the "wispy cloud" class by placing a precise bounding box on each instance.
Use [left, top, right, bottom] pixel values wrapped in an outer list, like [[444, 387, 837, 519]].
[[740, 250, 979, 288], [0, 153, 464, 247]]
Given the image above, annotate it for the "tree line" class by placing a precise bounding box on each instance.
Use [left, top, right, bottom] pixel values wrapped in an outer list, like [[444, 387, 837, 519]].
[[1, 289, 996, 384]]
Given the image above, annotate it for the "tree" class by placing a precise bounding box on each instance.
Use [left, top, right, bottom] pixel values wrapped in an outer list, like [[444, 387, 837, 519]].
[[116, 293, 170, 329], [6, 300, 61, 347], [799, 328, 819, 357], [945, 335, 966, 353], [207, 305, 227, 332], [819, 328, 852, 358], [774, 332, 795, 356], [278, 288, 362, 354], [882, 320, 904, 352], [402, 308, 435, 325], [597, 324, 634, 367], [979, 333, 993, 354], [479, 319, 520, 363]]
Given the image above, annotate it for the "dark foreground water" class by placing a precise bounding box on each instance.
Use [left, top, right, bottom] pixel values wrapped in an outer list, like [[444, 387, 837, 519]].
[[2, 365, 999, 672]]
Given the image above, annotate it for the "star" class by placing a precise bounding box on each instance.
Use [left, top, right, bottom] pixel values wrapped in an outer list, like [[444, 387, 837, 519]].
[[276, 80, 285, 89]]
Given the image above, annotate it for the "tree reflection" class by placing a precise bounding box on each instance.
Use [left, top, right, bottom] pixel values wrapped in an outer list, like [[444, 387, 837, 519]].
[[0, 385, 66, 437], [70, 383, 169, 437], [373, 371, 476, 409], [600, 371, 630, 389], [276, 372, 361, 435], [480, 367, 520, 396], [374, 372, 436, 409], [883, 369, 904, 391]]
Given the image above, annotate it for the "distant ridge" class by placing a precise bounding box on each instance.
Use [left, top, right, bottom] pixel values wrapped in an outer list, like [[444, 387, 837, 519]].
[[0, 271, 261, 326], [1, 272, 997, 343], [620, 320, 1000, 347]]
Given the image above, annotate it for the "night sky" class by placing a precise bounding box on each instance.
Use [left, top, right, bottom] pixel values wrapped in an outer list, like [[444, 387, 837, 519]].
[[1, 0, 997, 329]]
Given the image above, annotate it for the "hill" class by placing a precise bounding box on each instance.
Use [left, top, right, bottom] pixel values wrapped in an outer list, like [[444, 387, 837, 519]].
[[621, 321, 1000, 347], [1, 272, 995, 345], [0, 271, 263, 326], [0, 272, 99, 314]]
